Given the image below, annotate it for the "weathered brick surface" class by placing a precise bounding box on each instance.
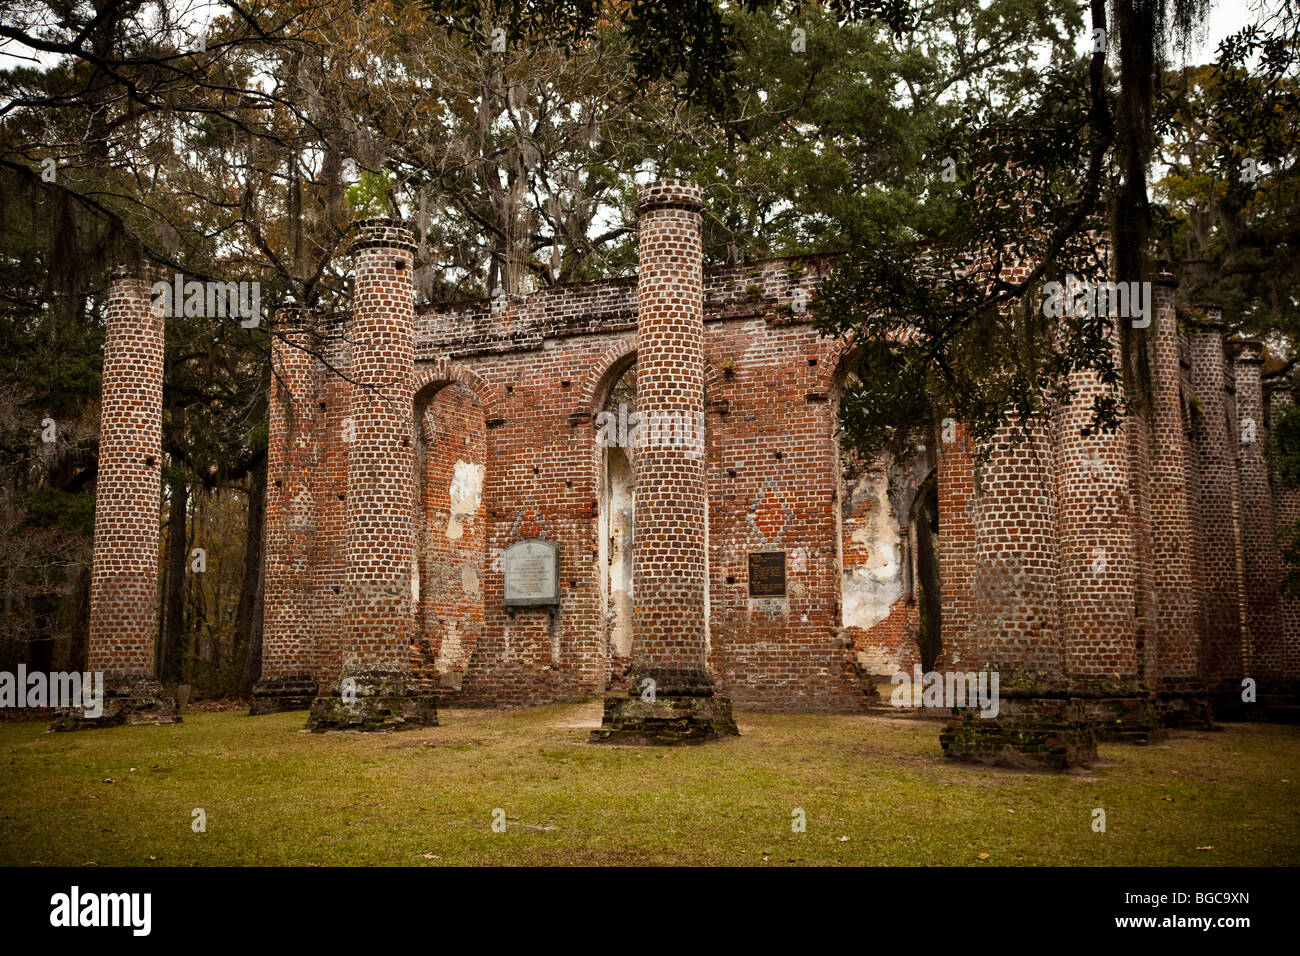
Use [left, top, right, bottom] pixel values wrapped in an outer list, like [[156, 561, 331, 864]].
[[259, 308, 318, 680], [1188, 312, 1247, 695], [934, 422, 977, 670], [627, 180, 711, 689], [303, 222, 437, 730], [1056, 332, 1136, 681], [343, 222, 418, 675], [250, 305, 321, 712], [73, 269, 179, 728], [1147, 278, 1202, 688], [591, 180, 740, 741], [246, 209, 1295, 721], [1270, 385, 1300, 689], [88, 271, 165, 679], [411, 382, 486, 693], [1234, 341, 1286, 689]]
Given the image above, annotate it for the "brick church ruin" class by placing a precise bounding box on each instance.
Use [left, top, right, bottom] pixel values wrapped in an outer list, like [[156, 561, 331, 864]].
[[77, 179, 1300, 765]]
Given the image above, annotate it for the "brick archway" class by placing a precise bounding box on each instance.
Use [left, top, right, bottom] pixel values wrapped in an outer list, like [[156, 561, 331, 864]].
[[414, 358, 501, 418], [820, 338, 859, 396], [578, 337, 725, 415], [410, 358, 492, 696], [579, 338, 637, 414]]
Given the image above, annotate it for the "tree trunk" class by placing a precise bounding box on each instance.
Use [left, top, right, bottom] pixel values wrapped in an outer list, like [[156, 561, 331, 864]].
[[68, 560, 90, 673], [914, 477, 942, 671], [1113, 0, 1157, 412], [160, 472, 189, 682], [241, 524, 267, 697], [234, 455, 267, 694]]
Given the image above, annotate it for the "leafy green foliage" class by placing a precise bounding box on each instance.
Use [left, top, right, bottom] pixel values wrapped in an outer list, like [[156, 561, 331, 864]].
[[345, 171, 397, 219], [1155, 29, 1300, 348], [813, 55, 1119, 459], [24, 487, 95, 536]]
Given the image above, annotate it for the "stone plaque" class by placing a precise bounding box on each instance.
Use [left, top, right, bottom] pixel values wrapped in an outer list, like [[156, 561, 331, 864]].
[[503, 539, 560, 607], [748, 551, 787, 597]]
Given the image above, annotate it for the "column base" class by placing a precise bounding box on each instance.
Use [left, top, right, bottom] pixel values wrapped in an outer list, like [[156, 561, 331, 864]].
[[1154, 681, 1215, 730], [940, 697, 1097, 770], [1206, 691, 1249, 721], [305, 670, 438, 732], [49, 677, 180, 732], [590, 669, 739, 745], [939, 681, 1177, 768], [1078, 696, 1169, 743], [250, 674, 319, 715]]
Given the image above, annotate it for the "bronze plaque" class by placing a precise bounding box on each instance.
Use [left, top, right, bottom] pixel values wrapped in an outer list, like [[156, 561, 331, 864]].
[[748, 551, 787, 597]]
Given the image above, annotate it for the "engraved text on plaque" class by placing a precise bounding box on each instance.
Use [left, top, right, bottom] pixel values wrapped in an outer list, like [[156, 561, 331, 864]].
[[503, 539, 560, 607], [748, 551, 787, 597]]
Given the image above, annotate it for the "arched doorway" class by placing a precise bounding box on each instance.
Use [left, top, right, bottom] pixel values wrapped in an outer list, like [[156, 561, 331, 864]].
[[832, 357, 931, 679], [912, 469, 942, 670], [595, 357, 636, 688], [412, 381, 487, 692]]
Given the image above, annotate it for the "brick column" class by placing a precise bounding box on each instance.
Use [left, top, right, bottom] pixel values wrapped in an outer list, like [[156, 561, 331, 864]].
[[1056, 360, 1137, 683], [973, 423, 1062, 678], [251, 303, 320, 714], [1146, 273, 1208, 722], [61, 267, 178, 728], [934, 421, 976, 669], [314, 313, 350, 688], [1049, 304, 1161, 743], [1234, 341, 1285, 691], [936, 254, 1095, 768], [592, 180, 737, 744], [1268, 385, 1300, 690], [307, 221, 437, 731], [1189, 309, 1247, 710], [939, 416, 1096, 769]]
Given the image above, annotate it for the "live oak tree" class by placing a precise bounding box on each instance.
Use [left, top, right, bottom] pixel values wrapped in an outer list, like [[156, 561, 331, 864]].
[[419, 0, 1233, 455]]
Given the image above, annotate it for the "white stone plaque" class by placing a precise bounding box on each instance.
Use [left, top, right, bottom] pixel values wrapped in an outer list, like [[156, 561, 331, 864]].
[[502, 539, 559, 607]]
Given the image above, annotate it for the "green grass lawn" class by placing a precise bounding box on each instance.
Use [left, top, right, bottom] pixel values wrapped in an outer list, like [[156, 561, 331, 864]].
[[2, 702, 1297, 866]]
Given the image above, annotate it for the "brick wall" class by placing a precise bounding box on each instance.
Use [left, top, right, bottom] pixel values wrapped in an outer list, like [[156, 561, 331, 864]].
[[260, 306, 318, 681], [251, 219, 1294, 713], [412, 383, 486, 692], [838, 449, 921, 677]]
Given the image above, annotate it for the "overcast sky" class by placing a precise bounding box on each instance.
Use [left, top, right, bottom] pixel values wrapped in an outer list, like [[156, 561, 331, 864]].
[[1172, 0, 1264, 62]]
